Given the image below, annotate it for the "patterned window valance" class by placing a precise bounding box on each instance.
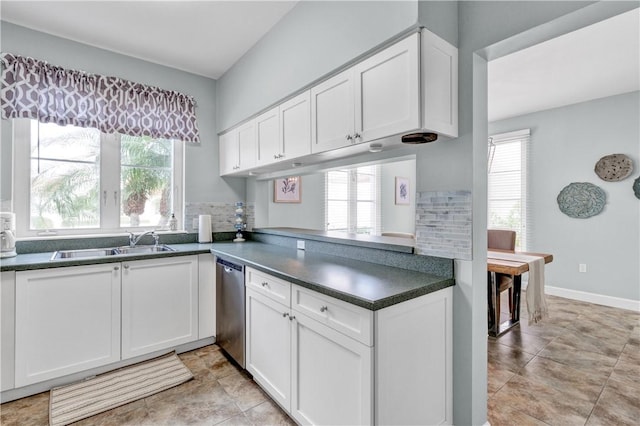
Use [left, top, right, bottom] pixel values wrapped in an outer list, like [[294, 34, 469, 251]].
[[0, 53, 200, 143]]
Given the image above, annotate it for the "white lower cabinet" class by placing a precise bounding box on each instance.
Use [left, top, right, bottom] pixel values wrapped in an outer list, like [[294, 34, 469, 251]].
[[14, 264, 121, 387], [1, 271, 16, 391], [245, 267, 452, 426], [121, 255, 199, 359], [291, 310, 373, 425], [246, 288, 291, 410]]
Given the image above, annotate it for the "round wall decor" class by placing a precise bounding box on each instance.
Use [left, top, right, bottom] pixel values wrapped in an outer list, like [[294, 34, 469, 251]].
[[633, 176, 640, 200], [594, 154, 633, 182], [557, 182, 606, 218]]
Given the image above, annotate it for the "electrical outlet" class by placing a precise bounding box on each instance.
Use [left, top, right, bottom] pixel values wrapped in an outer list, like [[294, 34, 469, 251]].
[[297, 240, 305, 250], [192, 218, 199, 230], [579, 264, 587, 273]]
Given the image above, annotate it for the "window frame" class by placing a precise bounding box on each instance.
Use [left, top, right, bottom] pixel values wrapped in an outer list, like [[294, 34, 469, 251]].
[[325, 165, 381, 235], [487, 129, 529, 251], [12, 119, 184, 238]]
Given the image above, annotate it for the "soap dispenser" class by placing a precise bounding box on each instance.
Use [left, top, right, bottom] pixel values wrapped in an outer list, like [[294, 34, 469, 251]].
[[168, 213, 178, 231]]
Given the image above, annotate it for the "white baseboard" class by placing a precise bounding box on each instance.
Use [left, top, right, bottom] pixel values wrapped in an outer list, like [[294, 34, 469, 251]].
[[522, 283, 640, 312]]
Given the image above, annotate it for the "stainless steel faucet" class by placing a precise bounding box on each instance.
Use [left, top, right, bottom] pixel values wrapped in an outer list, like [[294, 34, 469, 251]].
[[128, 230, 158, 247]]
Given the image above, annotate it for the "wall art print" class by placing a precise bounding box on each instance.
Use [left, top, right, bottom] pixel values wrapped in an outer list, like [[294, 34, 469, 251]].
[[274, 176, 301, 203], [557, 182, 606, 218], [395, 177, 410, 205]]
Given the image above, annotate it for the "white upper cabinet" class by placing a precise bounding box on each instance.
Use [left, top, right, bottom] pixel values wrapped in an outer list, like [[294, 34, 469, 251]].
[[354, 32, 420, 143], [280, 91, 311, 160], [219, 121, 256, 175], [219, 29, 458, 175], [255, 106, 281, 166], [422, 29, 458, 138], [311, 69, 355, 154]]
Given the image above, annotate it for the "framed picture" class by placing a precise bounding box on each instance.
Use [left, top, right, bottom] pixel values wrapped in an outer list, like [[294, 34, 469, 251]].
[[395, 177, 410, 205], [274, 176, 301, 203]]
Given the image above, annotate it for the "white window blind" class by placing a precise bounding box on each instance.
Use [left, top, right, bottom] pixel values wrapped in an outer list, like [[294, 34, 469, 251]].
[[488, 129, 530, 250], [325, 165, 381, 235]]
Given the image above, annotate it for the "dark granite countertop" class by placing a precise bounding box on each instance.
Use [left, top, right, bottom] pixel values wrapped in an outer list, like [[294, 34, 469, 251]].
[[0, 243, 213, 272], [210, 242, 454, 311]]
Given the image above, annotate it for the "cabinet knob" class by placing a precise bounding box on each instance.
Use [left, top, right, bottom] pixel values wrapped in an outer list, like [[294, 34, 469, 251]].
[[289, 315, 296, 321], [273, 154, 279, 159], [353, 133, 361, 140], [320, 306, 328, 312], [261, 281, 269, 287], [346, 134, 353, 141], [124, 264, 130, 269], [113, 266, 120, 271], [282, 312, 289, 318]]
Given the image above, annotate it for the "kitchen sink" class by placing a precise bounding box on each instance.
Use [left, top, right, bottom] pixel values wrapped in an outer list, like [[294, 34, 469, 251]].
[[116, 245, 176, 254], [51, 247, 120, 260], [50, 244, 175, 260]]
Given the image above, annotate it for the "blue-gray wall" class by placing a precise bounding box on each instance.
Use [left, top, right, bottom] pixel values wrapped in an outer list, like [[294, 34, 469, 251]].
[[215, 0, 419, 131], [0, 21, 245, 207], [490, 91, 640, 302]]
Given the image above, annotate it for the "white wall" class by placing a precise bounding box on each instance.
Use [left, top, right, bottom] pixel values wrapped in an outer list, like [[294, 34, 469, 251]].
[[266, 174, 326, 230], [490, 91, 640, 302], [381, 159, 416, 234], [0, 21, 245, 207]]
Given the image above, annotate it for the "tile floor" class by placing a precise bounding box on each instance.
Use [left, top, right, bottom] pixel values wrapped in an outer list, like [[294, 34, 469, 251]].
[[488, 293, 640, 426], [2, 294, 637, 426], [0, 345, 296, 425]]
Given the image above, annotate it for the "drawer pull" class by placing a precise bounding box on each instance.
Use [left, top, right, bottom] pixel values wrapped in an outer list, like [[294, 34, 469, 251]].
[[282, 312, 289, 318], [289, 315, 296, 321], [261, 281, 269, 287], [320, 306, 328, 312]]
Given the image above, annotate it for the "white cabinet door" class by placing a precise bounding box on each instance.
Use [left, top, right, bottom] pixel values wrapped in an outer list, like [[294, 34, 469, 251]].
[[422, 29, 458, 138], [246, 288, 291, 411], [122, 256, 198, 359], [237, 120, 257, 170], [255, 107, 281, 166], [219, 129, 238, 176], [291, 311, 373, 426], [355, 33, 420, 142], [15, 264, 121, 387], [280, 91, 311, 160], [311, 69, 355, 154], [1, 271, 16, 391]]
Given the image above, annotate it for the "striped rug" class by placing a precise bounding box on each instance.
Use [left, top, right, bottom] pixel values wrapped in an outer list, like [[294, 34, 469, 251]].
[[49, 352, 193, 426]]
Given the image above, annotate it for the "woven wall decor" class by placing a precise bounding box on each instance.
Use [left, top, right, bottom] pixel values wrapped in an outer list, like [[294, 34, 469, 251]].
[[557, 182, 606, 218], [594, 154, 633, 182], [633, 177, 640, 200]]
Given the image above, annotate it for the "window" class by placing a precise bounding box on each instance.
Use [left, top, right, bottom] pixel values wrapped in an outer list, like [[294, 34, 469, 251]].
[[488, 129, 529, 250], [325, 165, 380, 235], [14, 119, 183, 237]]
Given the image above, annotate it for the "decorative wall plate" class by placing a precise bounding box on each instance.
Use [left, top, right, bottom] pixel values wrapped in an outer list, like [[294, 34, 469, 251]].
[[634, 176, 640, 200], [594, 154, 633, 181], [557, 182, 606, 218]]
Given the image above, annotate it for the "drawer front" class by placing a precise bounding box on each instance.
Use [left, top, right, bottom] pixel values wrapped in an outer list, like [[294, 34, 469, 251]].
[[292, 284, 373, 346], [246, 267, 291, 306]]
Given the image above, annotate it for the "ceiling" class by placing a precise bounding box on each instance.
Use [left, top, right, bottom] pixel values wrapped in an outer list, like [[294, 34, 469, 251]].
[[489, 8, 640, 122], [0, 0, 298, 79], [1, 2, 637, 119]]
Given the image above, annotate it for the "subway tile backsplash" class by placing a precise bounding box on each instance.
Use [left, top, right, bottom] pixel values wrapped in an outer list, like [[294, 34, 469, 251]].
[[415, 190, 472, 260]]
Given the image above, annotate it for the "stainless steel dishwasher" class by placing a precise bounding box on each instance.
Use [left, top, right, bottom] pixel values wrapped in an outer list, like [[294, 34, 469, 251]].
[[215, 256, 245, 368]]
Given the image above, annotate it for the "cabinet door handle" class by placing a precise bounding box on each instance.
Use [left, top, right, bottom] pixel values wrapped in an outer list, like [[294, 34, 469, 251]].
[[113, 266, 120, 271], [123, 264, 130, 269], [261, 281, 269, 287], [346, 134, 353, 141], [282, 312, 289, 318], [273, 154, 279, 159], [353, 133, 361, 140], [289, 315, 296, 321], [320, 306, 328, 312]]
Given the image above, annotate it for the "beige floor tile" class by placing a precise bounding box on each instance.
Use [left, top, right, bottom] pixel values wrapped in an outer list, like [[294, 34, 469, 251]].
[[586, 377, 640, 426], [218, 370, 268, 412], [491, 328, 553, 354], [537, 340, 618, 376], [491, 374, 593, 425], [487, 362, 515, 396], [487, 398, 550, 426], [487, 340, 536, 373], [243, 399, 295, 426]]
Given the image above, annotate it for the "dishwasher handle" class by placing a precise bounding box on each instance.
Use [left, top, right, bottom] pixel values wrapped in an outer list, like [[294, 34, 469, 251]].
[[216, 257, 244, 273]]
